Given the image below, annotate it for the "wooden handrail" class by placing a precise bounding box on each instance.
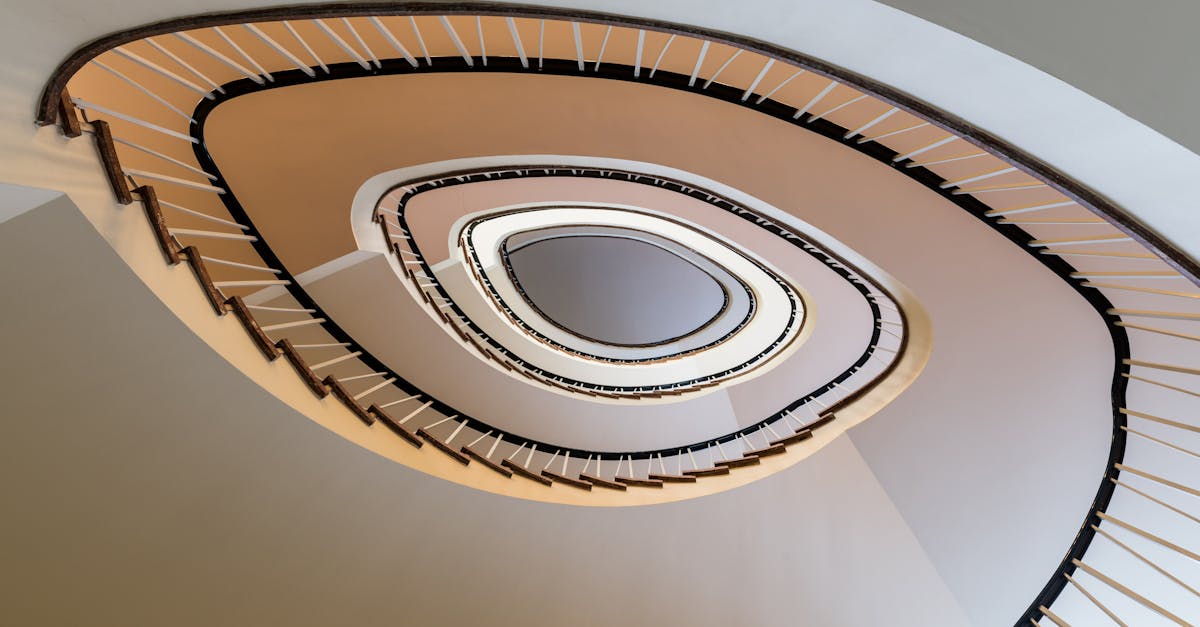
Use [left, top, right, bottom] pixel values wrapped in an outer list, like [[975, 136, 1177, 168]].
[[743, 443, 787, 458], [541, 469, 592, 490], [806, 413, 837, 431], [769, 429, 813, 447], [275, 339, 330, 398], [579, 473, 627, 491], [715, 456, 760, 469], [461, 446, 513, 477], [323, 376, 376, 426], [227, 296, 281, 361], [614, 476, 663, 488], [90, 120, 132, 204], [367, 404, 422, 448], [57, 88, 82, 138], [683, 466, 729, 478], [180, 246, 227, 315], [502, 460, 553, 485], [416, 428, 470, 465], [648, 473, 696, 483], [135, 186, 180, 265]]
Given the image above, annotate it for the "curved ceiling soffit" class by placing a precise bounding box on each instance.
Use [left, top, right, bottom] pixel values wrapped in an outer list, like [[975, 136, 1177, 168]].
[[45, 7, 1199, 622]]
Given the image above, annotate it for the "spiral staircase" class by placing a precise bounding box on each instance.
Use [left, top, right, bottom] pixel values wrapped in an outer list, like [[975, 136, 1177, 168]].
[[2, 2, 1199, 626]]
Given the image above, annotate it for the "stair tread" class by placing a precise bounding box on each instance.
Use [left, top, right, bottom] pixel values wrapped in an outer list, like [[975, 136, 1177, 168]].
[[743, 443, 787, 458], [579, 473, 627, 491], [416, 429, 470, 465], [682, 466, 731, 477], [614, 476, 664, 488], [227, 296, 280, 361], [769, 429, 813, 447], [368, 405, 422, 448], [715, 456, 761, 469], [648, 473, 698, 483], [181, 245, 227, 316], [541, 470, 593, 491], [461, 446, 513, 478], [502, 459, 552, 486], [807, 412, 836, 431], [276, 339, 330, 398], [323, 376, 375, 426]]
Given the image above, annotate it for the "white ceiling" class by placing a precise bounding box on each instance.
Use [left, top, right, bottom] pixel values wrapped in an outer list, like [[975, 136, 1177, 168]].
[[505, 234, 727, 347]]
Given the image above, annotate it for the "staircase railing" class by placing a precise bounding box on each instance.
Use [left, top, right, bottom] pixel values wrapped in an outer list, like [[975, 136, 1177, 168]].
[[37, 8, 1200, 622]]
